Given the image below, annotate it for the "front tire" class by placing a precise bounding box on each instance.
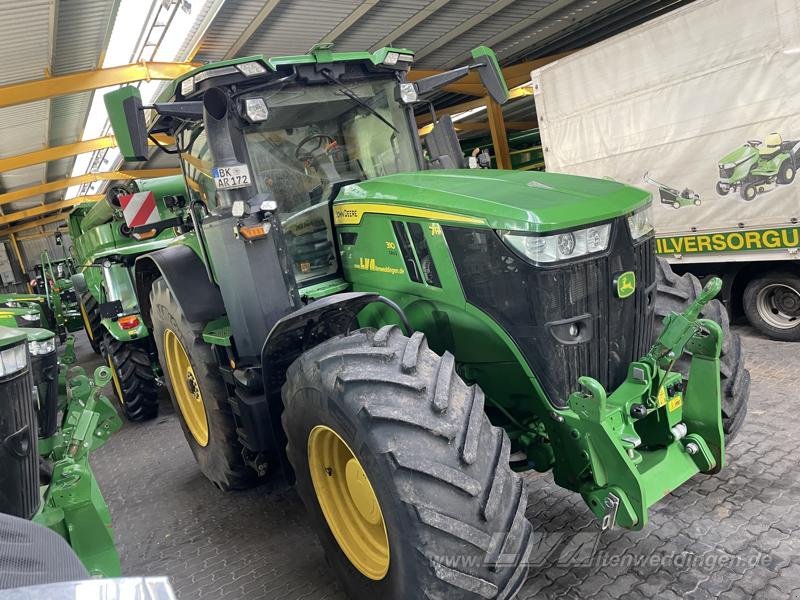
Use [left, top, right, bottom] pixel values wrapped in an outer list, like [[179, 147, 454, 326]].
[[102, 332, 159, 422], [777, 159, 796, 185], [149, 277, 257, 490], [282, 326, 533, 600], [716, 182, 729, 196], [743, 272, 800, 341], [740, 182, 757, 201], [654, 259, 750, 440]]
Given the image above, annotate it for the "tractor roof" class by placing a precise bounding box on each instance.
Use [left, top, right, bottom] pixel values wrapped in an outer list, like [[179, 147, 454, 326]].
[[157, 45, 414, 104]]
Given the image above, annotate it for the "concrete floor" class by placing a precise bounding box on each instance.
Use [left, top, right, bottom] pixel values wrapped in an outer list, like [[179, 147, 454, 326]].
[[81, 326, 800, 599]]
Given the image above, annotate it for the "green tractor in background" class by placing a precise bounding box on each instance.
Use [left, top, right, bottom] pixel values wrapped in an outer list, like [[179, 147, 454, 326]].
[[105, 44, 749, 599], [29, 251, 83, 339], [0, 327, 122, 578], [716, 132, 800, 200], [69, 176, 188, 421]]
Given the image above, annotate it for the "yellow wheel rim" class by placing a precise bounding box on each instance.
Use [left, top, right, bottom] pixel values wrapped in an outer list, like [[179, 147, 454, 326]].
[[80, 301, 93, 340], [107, 355, 124, 402], [163, 329, 209, 446], [307, 425, 389, 580]]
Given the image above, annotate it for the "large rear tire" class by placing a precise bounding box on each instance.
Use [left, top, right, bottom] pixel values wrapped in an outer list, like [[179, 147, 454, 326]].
[[149, 277, 257, 490], [102, 331, 159, 422], [282, 325, 533, 600], [654, 258, 750, 440], [79, 293, 102, 355]]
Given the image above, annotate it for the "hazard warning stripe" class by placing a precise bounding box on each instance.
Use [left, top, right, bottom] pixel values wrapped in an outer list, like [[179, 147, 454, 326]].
[[120, 191, 158, 228]]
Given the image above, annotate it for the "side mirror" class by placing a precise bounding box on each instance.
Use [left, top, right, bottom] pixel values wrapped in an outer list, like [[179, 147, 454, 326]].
[[104, 86, 149, 161], [470, 46, 509, 105], [424, 114, 466, 169], [71, 273, 88, 295]]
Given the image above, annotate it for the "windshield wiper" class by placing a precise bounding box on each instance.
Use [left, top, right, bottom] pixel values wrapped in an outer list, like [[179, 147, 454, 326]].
[[320, 69, 399, 134]]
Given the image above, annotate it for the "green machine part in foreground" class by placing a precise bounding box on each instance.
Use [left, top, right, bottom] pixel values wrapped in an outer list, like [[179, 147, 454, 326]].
[[104, 44, 748, 599], [69, 175, 188, 421], [0, 329, 122, 577]]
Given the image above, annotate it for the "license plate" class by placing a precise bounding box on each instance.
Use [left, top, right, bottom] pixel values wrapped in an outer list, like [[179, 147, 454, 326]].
[[212, 164, 251, 190]]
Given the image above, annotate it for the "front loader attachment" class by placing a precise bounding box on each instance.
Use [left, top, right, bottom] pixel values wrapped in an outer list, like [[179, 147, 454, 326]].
[[552, 278, 725, 529]]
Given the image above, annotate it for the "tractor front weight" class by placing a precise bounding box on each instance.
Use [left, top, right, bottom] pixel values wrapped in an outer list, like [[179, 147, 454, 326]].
[[550, 278, 725, 530]]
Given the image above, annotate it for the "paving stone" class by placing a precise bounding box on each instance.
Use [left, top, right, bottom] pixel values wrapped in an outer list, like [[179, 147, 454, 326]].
[[84, 325, 800, 598]]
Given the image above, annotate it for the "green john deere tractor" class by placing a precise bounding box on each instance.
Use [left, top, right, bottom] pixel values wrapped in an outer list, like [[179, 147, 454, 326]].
[[716, 132, 800, 200], [68, 176, 187, 421], [25, 252, 83, 340], [0, 328, 122, 577], [105, 44, 749, 599]]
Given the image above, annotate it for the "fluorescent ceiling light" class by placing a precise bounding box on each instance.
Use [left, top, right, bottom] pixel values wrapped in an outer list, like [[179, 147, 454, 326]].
[[67, 0, 215, 198]]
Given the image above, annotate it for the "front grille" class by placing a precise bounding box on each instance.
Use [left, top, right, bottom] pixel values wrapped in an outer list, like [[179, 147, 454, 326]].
[[0, 363, 40, 519], [719, 165, 734, 179], [444, 220, 656, 408]]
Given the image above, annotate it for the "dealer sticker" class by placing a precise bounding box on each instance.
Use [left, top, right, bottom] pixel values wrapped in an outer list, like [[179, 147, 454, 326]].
[[212, 164, 251, 190]]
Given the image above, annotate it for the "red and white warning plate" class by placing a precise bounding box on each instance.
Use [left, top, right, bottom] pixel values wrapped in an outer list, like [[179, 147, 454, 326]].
[[118, 191, 160, 228]]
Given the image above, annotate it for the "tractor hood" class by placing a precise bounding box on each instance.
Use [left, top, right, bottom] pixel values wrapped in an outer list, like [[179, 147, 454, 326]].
[[719, 144, 757, 167], [334, 170, 650, 233]]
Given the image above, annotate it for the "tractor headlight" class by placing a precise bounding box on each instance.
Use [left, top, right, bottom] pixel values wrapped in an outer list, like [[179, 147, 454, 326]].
[[236, 61, 267, 76], [180, 77, 195, 96], [243, 97, 269, 122], [399, 83, 418, 104], [502, 223, 612, 264], [627, 204, 654, 240], [0, 344, 27, 377], [28, 337, 56, 356]]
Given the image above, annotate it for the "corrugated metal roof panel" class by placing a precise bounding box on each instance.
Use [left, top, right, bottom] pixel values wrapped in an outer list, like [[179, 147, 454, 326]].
[[332, 0, 431, 52], [0, 103, 49, 157], [241, 0, 363, 57], [52, 0, 117, 75], [0, 0, 51, 86], [193, 0, 274, 61], [411, 0, 556, 68]]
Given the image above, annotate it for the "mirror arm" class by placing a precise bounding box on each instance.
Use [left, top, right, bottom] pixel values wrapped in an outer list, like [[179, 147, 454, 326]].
[[145, 101, 204, 121], [412, 65, 472, 96]]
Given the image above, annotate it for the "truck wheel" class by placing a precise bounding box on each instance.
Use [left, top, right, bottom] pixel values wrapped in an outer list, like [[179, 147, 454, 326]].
[[672, 201, 681, 209], [149, 277, 256, 490], [715, 182, 729, 196], [79, 293, 102, 354], [654, 259, 750, 440], [282, 326, 533, 600], [740, 182, 757, 201], [743, 272, 800, 341], [693, 198, 702, 206], [102, 332, 159, 422], [777, 159, 796, 185]]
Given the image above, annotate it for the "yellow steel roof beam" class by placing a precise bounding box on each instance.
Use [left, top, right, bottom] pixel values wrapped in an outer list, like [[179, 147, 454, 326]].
[[0, 195, 103, 226], [0, 62, 198, 109], [0, 168, 181, 207], [0, 212, 69, 237], [0, 133, 175, 174]]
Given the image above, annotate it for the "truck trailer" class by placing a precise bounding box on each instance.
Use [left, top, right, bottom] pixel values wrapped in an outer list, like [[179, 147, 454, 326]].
[[532, 0, 800, 341]]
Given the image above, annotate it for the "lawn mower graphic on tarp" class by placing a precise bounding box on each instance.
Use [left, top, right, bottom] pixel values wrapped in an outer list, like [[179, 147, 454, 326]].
[[643, 172, 701, 209], [716, 133, 800, 201]]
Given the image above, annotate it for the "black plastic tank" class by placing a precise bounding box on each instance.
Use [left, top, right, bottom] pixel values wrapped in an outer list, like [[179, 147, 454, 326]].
[[0, 328, 40, 519]]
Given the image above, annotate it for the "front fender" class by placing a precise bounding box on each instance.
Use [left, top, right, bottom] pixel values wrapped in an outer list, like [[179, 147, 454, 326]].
[[134, 243, 224, 328]]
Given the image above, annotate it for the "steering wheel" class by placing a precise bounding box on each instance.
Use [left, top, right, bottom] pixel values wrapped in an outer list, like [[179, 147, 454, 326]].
[[746, 139, 762, 147], [295, 134, 336, 162]]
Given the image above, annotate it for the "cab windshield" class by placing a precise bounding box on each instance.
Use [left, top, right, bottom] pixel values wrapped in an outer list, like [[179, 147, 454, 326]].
[[242, 77, 418, 284]]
